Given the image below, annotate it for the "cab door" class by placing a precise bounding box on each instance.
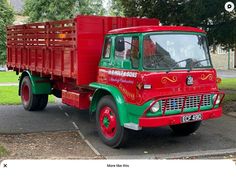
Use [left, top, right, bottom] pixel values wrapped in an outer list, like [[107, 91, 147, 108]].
[[110, 35, 140, 104]]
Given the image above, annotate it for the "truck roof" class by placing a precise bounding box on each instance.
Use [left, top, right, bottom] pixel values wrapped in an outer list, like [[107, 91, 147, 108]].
[[108, 25, 206, 34]]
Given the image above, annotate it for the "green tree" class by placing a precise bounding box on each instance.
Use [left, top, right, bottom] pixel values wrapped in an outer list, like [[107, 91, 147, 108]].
[[24, 0, 106, 22], [77, 0, 106, 16], [115, 0, 236, 48], [0, 0, 14, 65], [108, 0, 124, 16]]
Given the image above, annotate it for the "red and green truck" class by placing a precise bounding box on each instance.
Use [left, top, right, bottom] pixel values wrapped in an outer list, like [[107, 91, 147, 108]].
[[7, 15, 224, 147]]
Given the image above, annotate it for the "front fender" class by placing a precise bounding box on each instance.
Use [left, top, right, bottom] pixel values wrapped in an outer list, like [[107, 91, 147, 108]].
[[89, 82, 128, 126]]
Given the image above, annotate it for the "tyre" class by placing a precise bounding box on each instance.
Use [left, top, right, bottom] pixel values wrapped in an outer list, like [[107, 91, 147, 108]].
[[170, 121, 201, 136], [20, 76, 39, 111], [37, 94, 48, 110], [96, 95, 128, 148]]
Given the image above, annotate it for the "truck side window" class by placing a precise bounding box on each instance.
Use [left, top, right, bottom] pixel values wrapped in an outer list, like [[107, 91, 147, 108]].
[[115, 36, 139, 69], [130, 37, 139, 68], [103, 38, 111, 58]]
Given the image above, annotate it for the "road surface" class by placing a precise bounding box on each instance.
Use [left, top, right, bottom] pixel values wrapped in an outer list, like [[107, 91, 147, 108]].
[[0, 103, 236, 159], [217, 70, 236, 78]]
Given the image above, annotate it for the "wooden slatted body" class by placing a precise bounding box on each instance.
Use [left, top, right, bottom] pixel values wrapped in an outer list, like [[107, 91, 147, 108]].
[[7, 15, 159, 86]]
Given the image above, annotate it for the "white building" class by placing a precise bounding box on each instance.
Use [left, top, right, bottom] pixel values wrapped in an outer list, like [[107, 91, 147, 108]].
[[211, 46, 236, 70]]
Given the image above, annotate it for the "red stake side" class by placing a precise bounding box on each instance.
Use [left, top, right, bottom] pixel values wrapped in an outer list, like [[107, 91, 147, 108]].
[[7, 15, 159, 87]]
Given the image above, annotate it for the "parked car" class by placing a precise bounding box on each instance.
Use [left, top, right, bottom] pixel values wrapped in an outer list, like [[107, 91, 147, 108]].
[[0, 67, 6, 71]]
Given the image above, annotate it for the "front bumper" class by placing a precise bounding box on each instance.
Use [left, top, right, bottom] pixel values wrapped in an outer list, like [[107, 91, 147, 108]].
[[139, 107, 222, 127]]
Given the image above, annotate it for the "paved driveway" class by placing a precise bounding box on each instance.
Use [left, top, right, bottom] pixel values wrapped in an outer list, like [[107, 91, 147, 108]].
[[0, 103, 236, 159], [217, 70, 236, 78]]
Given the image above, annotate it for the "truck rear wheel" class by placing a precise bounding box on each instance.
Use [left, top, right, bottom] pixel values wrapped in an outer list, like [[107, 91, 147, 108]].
[[96, 95, 128, 148], [21, 76, 39, 111], [170, 121, 201, 136], [20, 76, 48, 111], [37, 94, 48, 110]]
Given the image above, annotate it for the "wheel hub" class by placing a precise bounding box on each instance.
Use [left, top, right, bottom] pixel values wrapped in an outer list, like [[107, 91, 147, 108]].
[[22, 83, 30, 102], [99, 106, 117, 138], [103, 117, 110, 127]]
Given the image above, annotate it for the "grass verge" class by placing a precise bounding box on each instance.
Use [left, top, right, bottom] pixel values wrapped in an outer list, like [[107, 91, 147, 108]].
[[0, 71, 19, 83], [218, 78, 236, 104], [219, 78, 236, 91], [223, 94, 236, 103], [0, 145, 8, 157], [0, 86, 55, 105]]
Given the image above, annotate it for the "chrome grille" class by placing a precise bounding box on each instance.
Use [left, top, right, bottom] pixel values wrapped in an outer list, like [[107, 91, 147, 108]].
[[201, 94, 211, 106], [161, 94, 211, 111]]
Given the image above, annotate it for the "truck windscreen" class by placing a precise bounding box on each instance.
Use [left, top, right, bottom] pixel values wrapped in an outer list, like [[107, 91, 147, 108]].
[[143, 33, 211, 70]]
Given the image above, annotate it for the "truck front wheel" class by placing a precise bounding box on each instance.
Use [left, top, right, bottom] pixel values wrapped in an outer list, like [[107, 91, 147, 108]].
[[170, 121, 201, 136], [96, 95, 128, 148]]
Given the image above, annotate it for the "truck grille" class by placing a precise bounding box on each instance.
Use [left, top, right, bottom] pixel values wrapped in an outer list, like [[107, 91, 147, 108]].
[[161, 94, 211, 111]]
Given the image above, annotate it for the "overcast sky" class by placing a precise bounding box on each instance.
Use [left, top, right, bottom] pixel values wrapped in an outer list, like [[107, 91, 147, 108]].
[[103, 0, 110, 10]]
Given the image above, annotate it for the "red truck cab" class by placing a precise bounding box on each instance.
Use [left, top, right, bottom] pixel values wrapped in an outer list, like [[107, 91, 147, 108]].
[[91, 26, 224, 147], [7, 16, 224, 148]]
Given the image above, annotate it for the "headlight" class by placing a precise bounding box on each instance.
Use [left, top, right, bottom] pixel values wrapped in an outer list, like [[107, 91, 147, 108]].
[[213, 94, 221, 104], [150, 102, 160, 113]]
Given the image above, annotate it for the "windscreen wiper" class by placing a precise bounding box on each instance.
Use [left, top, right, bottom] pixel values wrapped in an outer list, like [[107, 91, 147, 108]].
[[166, 58, 193, 73], [189, 59, 210, 71]]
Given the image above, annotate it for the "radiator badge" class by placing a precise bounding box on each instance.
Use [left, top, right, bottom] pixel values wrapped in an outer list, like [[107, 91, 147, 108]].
[[186, 76, 193, 86]]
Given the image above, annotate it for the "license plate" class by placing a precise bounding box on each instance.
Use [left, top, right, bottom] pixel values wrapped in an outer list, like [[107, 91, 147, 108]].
[[182, 113, 202, 123]]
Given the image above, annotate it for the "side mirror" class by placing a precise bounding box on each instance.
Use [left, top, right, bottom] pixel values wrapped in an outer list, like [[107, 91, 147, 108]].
[[115, 37, 125, 52]]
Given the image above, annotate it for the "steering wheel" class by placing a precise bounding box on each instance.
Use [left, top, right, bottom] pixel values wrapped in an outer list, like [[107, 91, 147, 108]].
[[144, 55, 171, 69]]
